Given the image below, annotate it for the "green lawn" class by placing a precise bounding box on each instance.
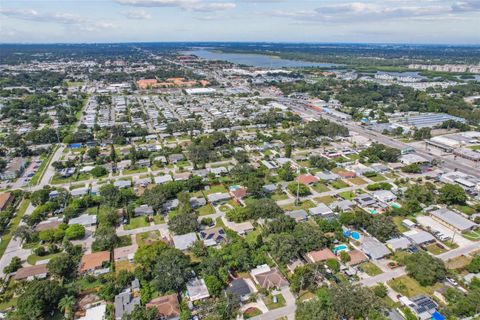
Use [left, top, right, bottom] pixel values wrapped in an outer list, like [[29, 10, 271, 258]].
[[368, 174, 387, 182], [314, 195, 336, 205], [264, 294, 286, 310], [312, 183, 330, 193], [204, 184, 228, 195], [388, 276, 440, 297], [359, 261, 383, 276], [453, 205, 476, 215], [347, 177, 367, 185], [152, 215, 165, 225], [0, 199, 30, 258], [271, 192, 289, 201], [330, 180, 350, 189], [123, 167, 148, 175], [124, 217, 149, 230], [425, 243, 448, 255], [244, 307, 262, 319], [198, 204, 215, 216], [338, 191, 356, 200], [392, 216, 409, 233], [136, 230, 162, 246], [463, 230, 480, 241], [281, 200, 316, 211], [27, 252, 62, 265], [117, 235, 133, 247]]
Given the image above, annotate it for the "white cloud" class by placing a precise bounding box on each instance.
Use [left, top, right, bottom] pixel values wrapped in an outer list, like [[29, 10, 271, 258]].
[[113, 0, 235, 12], [120, 9, 152, 19], [0, 8, 84, 24], [269, 0, 480, 23]]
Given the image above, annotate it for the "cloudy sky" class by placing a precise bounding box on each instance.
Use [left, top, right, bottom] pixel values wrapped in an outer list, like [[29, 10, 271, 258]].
[[1, 0, 479, 44]]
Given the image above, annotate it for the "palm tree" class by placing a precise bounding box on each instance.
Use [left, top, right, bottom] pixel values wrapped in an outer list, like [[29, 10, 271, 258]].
[[58, 295, 76, 320]]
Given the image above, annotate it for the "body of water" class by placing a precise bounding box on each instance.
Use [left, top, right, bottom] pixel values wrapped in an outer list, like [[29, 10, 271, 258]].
[[183, 49, 337, 69]]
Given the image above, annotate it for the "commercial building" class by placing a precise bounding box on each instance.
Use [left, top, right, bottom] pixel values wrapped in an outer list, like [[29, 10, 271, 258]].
[[430, 208, 477, 232]]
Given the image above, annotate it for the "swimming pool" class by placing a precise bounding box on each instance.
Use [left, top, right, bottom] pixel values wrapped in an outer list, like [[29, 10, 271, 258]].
[[369, 209, 378, 215], [333, 244, 348, 254], [350, 231, 360, 241], [391, 202, 402, 209]]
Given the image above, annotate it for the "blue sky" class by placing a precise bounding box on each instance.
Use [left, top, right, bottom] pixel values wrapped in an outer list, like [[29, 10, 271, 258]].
[[1, 0, 480, 44]]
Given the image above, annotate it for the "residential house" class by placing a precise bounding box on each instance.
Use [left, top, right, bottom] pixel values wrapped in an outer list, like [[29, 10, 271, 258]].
[[186, 278, 210, 302], [226, 279, 253, 302], [207, 192, 232, 205], [134, 205, 154, 216], [361, 236, 391, 260], [114, 288, 140, 320], [373, 190, 397, 203], [309, 204, 335, 219], [79, 251, 110, 274], [172, 233, 197, 251], [199, 227, 226, 247], [329, 200, 354, 212], [0, 193, 13, 211], [305, 248, 337, 263], [354, 194, 377, 207], [78, 303, 107, 320], [71, 187, 89, 197], [114, 180, 132, 189], [169, 153, 185, 164], [189, 197, 207, 208], [286, 209, 308, 222], [250, 265, 289, 290], [298, 174, 319, 185], [430, 208, 477, 232], [315, 172, 340, 182], [146, 294, 180, 320], [155, 175, 173, 185], [69, 214, 97, 227], [13, 264, 48, 281], [347, 249, 368, 266]]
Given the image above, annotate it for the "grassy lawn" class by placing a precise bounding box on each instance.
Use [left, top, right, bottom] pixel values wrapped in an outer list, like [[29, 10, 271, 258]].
[[244, 307, 262, 319], [338, 191, 356, 200], [124, 217, 149, 230], [445, 255, 472, 270], [215, 217, 226, 229], [314, 195, 336, 205], [27, 252, 62, 265], [453, 205, 476, 216], [312, 183, 330, 193], [198, 204, 215, 216], [368, 174, 387, 182], [359, 261, 383, 276], [219, 204, 231, 212], [347, 154, 360, 161], [136, 231, 162, 246], [117, 235, 133, 247], [330, 180, 350, 189], [425, 243, 448, 255], [123, 167, 148, 175], [204, 184, 228, 195], [463, 230, 480, 241], [0, 199, 30, 258], [115, 260, 135, 272], [271, 192, 289, 201], [388, 275, 440, 297], [264, 294, 286, 310], [281, 200, 316, 211], [392, 216, 409, 233], [347, 177, 367, 185], [384, 172, 398, 179], [152, 215, 165, 224]]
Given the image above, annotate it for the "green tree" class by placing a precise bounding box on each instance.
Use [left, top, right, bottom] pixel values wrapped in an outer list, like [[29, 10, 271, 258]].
[[204, 275, 224, 297], [3, 256, 22, 274], [11, 280, 65, 319], [58, 295, 76, 320], [64, 224, 85, 240], [405, 252, 446, 286], [152, 249, 193, 294], [439, 183, 467, 205]]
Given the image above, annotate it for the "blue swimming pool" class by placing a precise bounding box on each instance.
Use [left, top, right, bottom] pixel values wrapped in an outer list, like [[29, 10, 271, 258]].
[[333, 244, 348, 254], [350, 231, 360, 241]]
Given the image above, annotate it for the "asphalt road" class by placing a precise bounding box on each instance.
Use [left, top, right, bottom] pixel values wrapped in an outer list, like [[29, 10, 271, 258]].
[[288, 103, 480, 178]]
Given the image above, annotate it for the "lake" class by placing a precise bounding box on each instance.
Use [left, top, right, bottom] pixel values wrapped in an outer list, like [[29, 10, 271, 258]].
[[183, 49, 337, 69]]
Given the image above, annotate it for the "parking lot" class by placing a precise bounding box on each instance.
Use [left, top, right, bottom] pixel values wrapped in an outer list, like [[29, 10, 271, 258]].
[[416, 216, 472, 247]]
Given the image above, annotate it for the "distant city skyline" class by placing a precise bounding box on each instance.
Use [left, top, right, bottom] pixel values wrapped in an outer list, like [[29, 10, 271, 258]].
[[1, 0, 480, 44]]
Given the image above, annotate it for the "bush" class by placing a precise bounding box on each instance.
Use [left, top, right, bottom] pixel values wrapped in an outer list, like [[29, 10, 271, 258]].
[[287, 182, 311, 197], [34, 246, 47, 257], [64, 224, 86, 240]]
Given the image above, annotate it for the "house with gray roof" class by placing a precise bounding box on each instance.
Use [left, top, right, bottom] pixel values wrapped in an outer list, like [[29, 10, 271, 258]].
[[69, 214, 97, 227], [285, 210, 308, 222], [114, 180, 131, 189], [329, 200, 354, 211], [114, 288, 140, 320], [190, 197, 207, 208], [172, 233, 198, 251], [361, 236, 391, 260], [309, 203, 335, 219], [134, 205, 154, 216], [430, 208, 477, 232], [155, 175, 173, 185], [207, 192, 232, 204]]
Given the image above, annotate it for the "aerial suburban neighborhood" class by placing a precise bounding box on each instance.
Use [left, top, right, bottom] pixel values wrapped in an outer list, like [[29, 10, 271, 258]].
[[0, 39, 480, 320]]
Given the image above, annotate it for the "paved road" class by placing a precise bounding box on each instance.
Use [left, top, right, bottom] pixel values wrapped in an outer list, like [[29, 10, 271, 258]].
[[0, 202, 34, 277], [288, 103, 480, 178], [250, 288, 296, 320], [360, 241, 480, 287]]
